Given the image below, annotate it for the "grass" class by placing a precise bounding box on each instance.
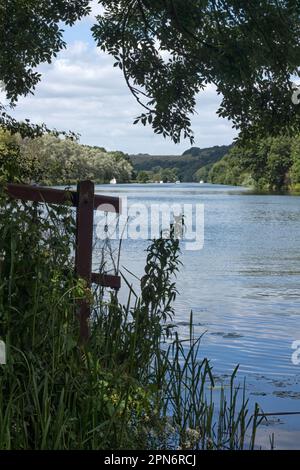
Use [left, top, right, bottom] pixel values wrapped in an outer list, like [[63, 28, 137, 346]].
[[0, 188, 263, 450]]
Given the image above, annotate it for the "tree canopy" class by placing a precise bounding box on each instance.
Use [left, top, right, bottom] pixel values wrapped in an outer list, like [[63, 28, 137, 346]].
[[1, 1, 300, 142], [0, 0, 91, 137], [131, 144, 230, 181], [0, 131, 133, 184], [92, 1, 300, 143], [208, 134, 300, 191]]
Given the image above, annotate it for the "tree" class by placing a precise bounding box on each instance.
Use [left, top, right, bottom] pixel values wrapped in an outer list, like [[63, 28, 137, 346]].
[[18, 135, 133, 184], [2, 1, 300, 142], [137, 170, 150, 183], [0, 0, 91, 137], [266, 137, 292, 191], [92, 1, 300, 142], [0, 129, 38, 182], [160, 167, 178, 182], [290, 135, 300, 189], [208, 134, 296, 191]]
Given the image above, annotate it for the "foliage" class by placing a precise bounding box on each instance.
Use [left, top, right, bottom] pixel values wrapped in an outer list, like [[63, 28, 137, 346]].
[[208, 146, 251, 186], [131, 145, 230, 182], [265, 137, 292, 190], [0, 129, 39, 183], [0, 0, 90, 101], [0, 188, 146, 449], [2, 2, 300, 142], [290, 135, 300, 192], [0, 132, 133, 185], [0, 0, 90, 137], [0, 175, 262, 449], [92, 1, 300, 143], [208, 134, 300, 192], [194, 164, 213, 183], [0, 2, 275, 450], [136, 167, 179, 183]]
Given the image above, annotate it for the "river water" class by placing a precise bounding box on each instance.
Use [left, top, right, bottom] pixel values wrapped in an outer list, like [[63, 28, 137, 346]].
[[94, 183, 300, 449]]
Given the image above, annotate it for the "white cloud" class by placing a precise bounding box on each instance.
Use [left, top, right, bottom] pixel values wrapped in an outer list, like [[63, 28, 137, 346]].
[[2, 28, 237, 154]]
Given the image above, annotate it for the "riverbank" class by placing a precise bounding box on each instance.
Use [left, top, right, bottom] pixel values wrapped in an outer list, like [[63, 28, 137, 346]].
[[207, 135, 300, 193]]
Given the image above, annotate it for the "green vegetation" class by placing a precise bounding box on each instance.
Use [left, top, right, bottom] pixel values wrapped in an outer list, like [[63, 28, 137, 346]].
[[2, 1, 295, 450], [4, 127, 300, 193], [136, 168, 179, 183], [0, 138, 263, 450], [208, 135, 300, 192], [2, 2, 300, 143], [0, 130, 132, 185], [131, 145, 231, 182], [93, 1, 300, 143], [0, 1, 91, 138]]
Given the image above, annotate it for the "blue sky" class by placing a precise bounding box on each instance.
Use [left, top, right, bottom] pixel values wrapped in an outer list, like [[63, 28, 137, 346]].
[[1, 1, 237, 155]]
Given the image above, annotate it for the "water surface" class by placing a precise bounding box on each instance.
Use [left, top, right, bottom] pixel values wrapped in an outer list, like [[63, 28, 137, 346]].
[[94, 183, 300, 448]]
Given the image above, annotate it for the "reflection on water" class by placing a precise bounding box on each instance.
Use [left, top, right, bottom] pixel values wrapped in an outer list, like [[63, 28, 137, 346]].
[[94, 183, 300, 449]]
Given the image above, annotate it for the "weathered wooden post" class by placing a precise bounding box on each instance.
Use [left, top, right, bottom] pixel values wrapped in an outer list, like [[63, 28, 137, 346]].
[[75, 180, 94, 342], [6, 180, 121, 343]]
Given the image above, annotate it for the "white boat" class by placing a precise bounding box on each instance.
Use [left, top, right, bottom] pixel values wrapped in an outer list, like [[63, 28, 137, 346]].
[[159, 180, 164, 184], [199, 180, 204, 184], [175, 180, 181, 184], [110, 177, 117, 184]]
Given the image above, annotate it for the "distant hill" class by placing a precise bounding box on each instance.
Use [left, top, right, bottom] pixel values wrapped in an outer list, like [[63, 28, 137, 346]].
[[182, 147, 210, 157], [130, 144, 232, 181]]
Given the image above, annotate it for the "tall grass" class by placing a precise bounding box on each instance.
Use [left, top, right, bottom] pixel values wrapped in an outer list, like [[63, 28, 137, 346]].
[[0, 185, 263, 449]]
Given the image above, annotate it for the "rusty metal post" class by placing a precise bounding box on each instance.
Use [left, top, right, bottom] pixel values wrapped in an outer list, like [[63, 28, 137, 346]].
[[75, 180, 94, 342]]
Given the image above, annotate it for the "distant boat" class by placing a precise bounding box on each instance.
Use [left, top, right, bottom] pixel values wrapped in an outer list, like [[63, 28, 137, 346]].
[[110, 178, 117, 184], [199, 180, 204, 184], [159, 180, 164, 184], [175, 181, 181, 184]]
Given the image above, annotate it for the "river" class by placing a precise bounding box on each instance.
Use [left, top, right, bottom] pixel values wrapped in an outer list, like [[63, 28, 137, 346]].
[[93, 182, 300, 449]]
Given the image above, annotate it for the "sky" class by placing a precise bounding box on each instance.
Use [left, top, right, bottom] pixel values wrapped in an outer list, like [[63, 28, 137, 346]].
[[0, 1, 237, 155]]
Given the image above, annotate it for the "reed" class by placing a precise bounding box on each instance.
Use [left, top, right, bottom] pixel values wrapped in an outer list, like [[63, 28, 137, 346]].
[[0, 189, 262, 449]]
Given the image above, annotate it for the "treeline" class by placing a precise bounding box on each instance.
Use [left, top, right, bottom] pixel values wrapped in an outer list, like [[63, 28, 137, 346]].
[[4, 129, 299, 191], [130, 145, 231, 182], [207, 135, 300, 192], [0, 130, 133, 185], [137, 167, 179, 183]]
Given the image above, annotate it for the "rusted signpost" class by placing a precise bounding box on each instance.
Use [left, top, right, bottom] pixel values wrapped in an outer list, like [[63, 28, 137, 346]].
[[6, 180, 121, 342]]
